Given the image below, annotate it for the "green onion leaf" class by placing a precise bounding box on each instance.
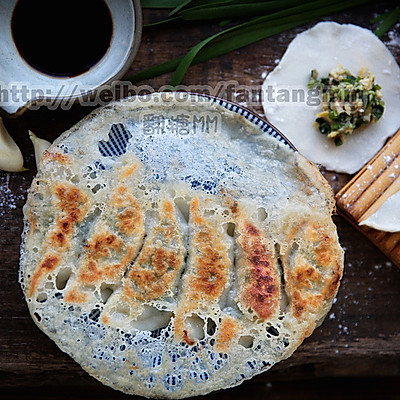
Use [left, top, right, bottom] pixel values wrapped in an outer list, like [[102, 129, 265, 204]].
[[316, 118, 331, 135], [129, 0, 376, 84], [169, 28, 231, 87], [373, 5, 400, 38], [169, 0, 194, 16], [334, 137, 343, 146], [219, 19, 232, 28], [178, 0, 315, 21], [373, 104, 384, 120], [342, 76, 356, 83], [308, 69, 319, 87], [311, 69, 318, 80], [338, 88, 348, 100], [141, 0, 186, 8], [328, 110, 338, 119], [331, 122, 345, 131], [144, 16, 181, 29]]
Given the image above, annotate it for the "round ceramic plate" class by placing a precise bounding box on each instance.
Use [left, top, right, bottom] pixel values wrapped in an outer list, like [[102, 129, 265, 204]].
[[20, 93, 343, 399]]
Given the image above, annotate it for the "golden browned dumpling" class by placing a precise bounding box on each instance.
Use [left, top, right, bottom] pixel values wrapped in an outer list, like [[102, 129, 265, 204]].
[[20, 93, 343, 398]]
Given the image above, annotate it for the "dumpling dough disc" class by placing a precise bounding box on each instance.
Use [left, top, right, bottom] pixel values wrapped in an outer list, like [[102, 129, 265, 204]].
[[360, 189, 400, 232], [262, 21, 400, 174]]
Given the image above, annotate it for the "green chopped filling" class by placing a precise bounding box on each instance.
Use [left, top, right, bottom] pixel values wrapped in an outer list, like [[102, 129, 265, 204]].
[[308, 65, 385, 146]]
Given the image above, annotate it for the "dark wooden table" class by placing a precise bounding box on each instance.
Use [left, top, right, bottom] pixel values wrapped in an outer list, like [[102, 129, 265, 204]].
[[1, 3, 400, 400]]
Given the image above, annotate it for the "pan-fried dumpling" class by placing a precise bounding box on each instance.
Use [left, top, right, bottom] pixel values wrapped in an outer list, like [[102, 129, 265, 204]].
[[20, 94, 343, 398]]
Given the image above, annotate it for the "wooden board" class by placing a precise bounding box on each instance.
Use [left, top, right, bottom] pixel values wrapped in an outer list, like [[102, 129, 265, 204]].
[[336, 129, 400, 269], [1, 4, 400, 400]]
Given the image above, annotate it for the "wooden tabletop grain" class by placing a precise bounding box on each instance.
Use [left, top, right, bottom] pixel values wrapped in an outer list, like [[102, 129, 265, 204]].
[[1, 3, 400, 400]]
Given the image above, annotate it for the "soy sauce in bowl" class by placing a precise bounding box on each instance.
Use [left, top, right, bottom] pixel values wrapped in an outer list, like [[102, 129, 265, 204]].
[[11, 0, 113, 77]]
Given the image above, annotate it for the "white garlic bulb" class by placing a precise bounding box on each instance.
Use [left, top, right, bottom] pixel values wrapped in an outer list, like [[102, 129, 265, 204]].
[[0, 117, 25, 172], [29, 130, 51, 169]]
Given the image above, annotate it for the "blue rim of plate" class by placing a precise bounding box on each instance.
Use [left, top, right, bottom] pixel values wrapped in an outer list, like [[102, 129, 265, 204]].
[[193, 92, 297, 152]]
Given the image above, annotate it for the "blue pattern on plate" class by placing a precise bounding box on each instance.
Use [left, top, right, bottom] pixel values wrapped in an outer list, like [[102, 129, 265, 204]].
[[98, 123, 132, 157]]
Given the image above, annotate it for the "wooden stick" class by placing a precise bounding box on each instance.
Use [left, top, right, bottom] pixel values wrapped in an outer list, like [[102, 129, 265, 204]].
[[336, 129, 400, 210], [358, 177, 400, 222], [351, 158, 400, 221]]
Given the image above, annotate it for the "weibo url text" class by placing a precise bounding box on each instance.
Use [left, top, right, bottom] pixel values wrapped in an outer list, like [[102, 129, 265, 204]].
[[0, 80, 325, 111]]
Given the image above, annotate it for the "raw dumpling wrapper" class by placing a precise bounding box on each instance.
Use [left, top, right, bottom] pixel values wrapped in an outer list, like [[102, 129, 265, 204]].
[[262, 21, 400, 174], [360, 189, 400, 232]]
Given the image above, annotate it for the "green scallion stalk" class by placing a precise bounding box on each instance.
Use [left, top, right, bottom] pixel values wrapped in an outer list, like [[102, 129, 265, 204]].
[[373, 5, 400, 38], [133, 0, 396, 86], [140, 0, 185, 8]]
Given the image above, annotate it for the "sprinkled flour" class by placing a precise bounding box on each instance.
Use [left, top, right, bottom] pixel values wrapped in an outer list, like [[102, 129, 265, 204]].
[[385, 23, 400, 50], [0, 173, 25, 217]]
